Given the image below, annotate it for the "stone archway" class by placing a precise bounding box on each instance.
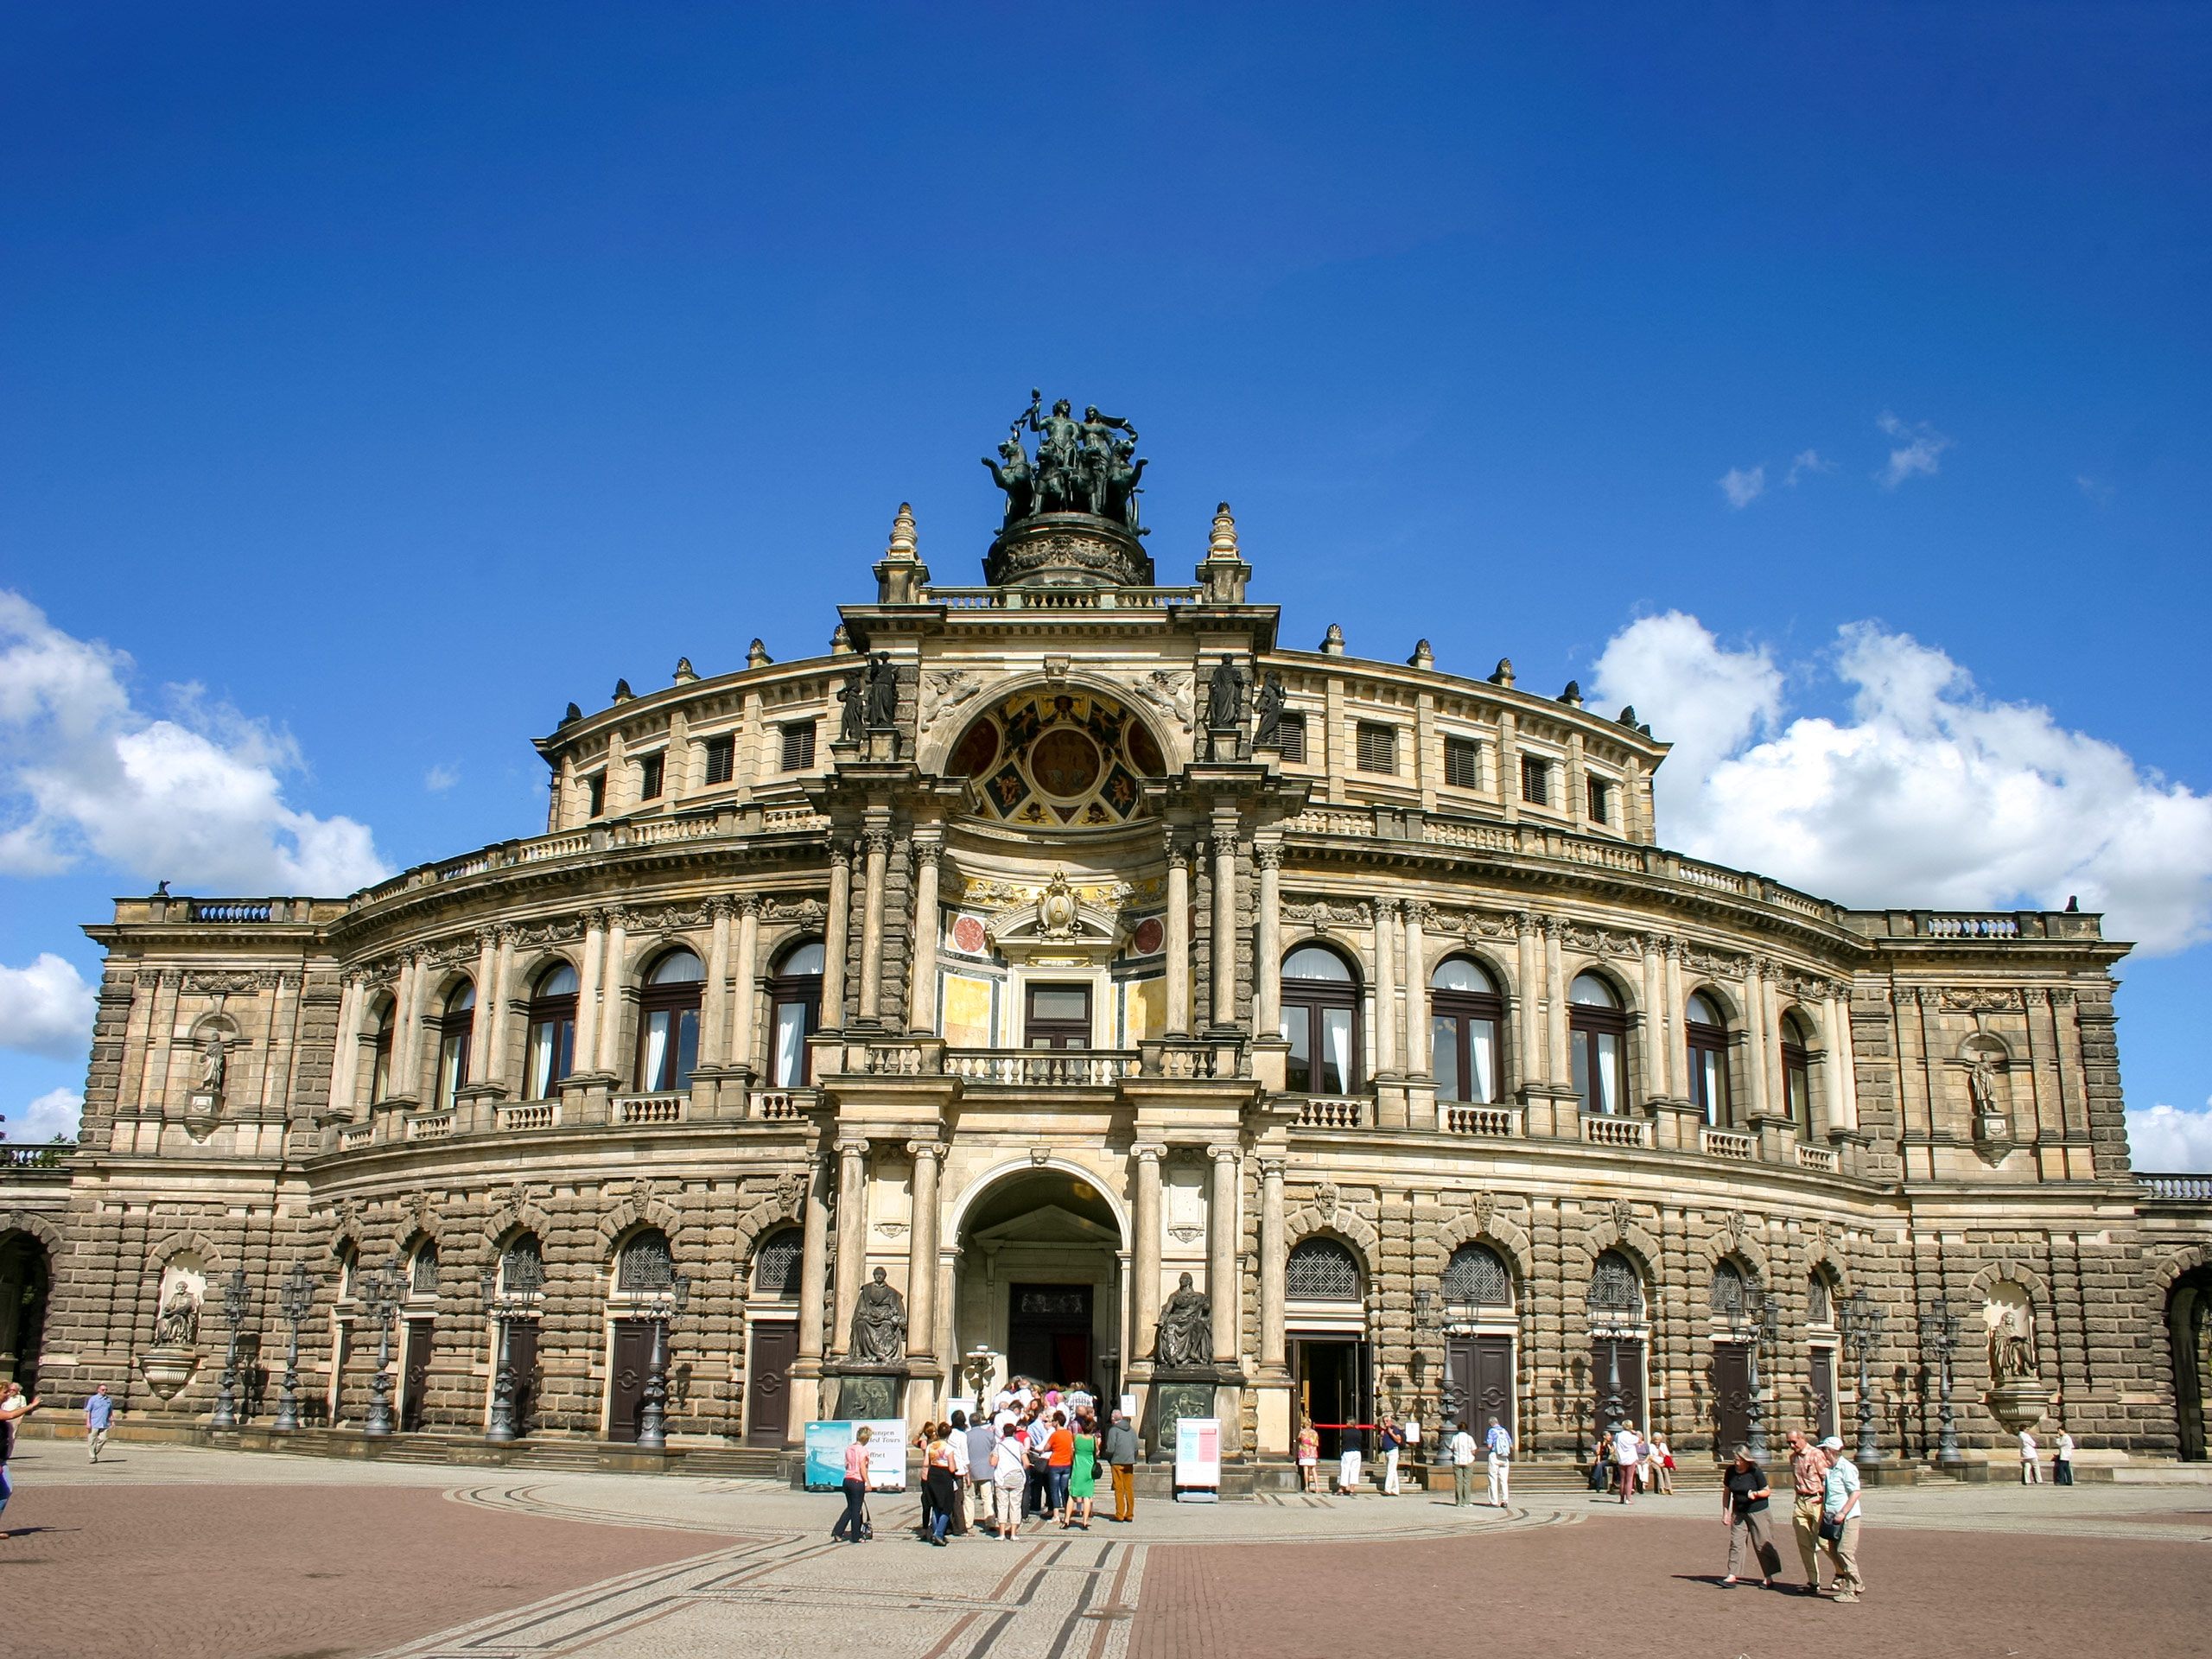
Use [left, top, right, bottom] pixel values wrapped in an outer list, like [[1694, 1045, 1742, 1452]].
[[951, 1165, 1127, 1408], [2169, 1264, 2212, 1460], [0, 1229, 53, 1392]]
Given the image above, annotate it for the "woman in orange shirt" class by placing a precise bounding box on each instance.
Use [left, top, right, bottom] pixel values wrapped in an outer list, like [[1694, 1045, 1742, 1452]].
[[1046, 1411, 1077, 1525]]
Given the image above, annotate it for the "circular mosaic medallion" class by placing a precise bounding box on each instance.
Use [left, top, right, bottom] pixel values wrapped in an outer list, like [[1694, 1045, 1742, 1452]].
[[1029, 728, 1102, 798], [951, 915, 988, 955], [1132, 916, 1165, 956]]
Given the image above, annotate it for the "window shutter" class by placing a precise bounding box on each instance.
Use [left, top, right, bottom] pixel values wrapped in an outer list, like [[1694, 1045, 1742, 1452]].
[[1277, 713, 1307, 763], [1520, 756, 1548, 806], [587, 773, 607, 817], [781, 721, 817, 772], [1356, 721, 1396, 774], [1586, 776, 1611, 823], [702, 734, 735, 785], [1444, 735, 1480, 790], [639, 753, 664, 801]]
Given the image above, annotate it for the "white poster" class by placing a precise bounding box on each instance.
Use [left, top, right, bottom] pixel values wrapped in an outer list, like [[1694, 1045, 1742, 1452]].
[[1174, 1415, 1221, 1492], [865, 1419, 908, 1491]]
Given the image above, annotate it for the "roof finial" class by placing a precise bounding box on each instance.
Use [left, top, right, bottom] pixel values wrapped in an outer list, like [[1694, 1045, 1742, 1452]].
[[1408, 639, 1433, 670], [1559, 679, 1584, 708], [612, 677, 635, 703], [1207, 503, 1239, 561], [747, 639, 773, 670], [672, 657, 698, 683], [1489, 658, 1515, 689], [1320, 623, 1346, 657], [830, 621, 855, 657], [885, 501, 918, 562]]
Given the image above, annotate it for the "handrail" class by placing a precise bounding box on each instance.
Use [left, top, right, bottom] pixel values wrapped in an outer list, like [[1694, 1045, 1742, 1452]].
[[1293, 1096, 1368, 1128], [2141, 1173, 2212, 1200], [1701, 1128, 1756, 1160], [1581, 1114, 1649, 1148], [1443, 1105, 1517, 1136], [948, 1049, 1138, 1086]]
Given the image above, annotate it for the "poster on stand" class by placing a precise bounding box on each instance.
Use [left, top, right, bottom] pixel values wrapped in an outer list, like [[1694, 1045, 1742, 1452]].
[[803, 1421, 852, 1491], [864, 1419, 909, 1490], [802, 1420, 912, 1491], [1173, 1415, 1221, 1499]]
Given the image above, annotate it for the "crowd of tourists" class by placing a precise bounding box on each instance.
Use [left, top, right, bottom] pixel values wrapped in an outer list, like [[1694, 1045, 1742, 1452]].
[[830, 1376, 1140, 1547]]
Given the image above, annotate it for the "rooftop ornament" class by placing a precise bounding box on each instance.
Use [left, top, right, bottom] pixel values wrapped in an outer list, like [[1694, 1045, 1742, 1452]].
[[980, 392, 1156, 588]]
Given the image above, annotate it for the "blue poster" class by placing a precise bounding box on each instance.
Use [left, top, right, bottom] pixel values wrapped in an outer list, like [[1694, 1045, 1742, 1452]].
[[804, 1421, 851, 1491], [804, 1419, 912, 1491]]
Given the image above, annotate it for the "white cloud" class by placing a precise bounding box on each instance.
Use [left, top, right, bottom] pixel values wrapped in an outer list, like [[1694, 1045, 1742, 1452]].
[[424, 764, 460, 793], [2126, 1103, 2212, 1173], [1592, 612, 2212, 954], [0, 591, 387, 894], [0, 952, 95, 1060], [1876, 411, 1951, 487], [1784, 449, 1836, 486], [4, 1085, 82, 1145], [1719, 466, 1765, 509]]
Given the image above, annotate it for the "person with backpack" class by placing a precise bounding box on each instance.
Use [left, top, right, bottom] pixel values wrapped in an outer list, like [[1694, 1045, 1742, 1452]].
[[1484, 1415, 1514, 1507], [1719, 1444, 1777, 1588]]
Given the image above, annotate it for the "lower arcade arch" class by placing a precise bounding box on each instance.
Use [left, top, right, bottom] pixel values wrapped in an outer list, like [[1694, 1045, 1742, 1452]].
[[951, 1164, 1128, 1406], [2171, 1266, 2212, 1461]]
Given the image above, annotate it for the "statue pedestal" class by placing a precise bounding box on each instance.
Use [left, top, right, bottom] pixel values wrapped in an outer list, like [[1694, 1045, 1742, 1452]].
[[140, 1345, 200, 1402], [1141, 1364, 1245, 1462], [823, 1362, 911, 1423], [1985, 1379, 2053, 1434]]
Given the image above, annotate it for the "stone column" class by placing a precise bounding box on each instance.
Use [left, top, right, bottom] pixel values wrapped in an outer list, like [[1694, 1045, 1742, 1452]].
[[1824, 988, 1858, 1131], [857, 828, 891, 1023], [468, 930, 499, 1089], [1164, 835, 1190, 1036], [1512, 914, 1539, 1094], [594, 912, 630, 1075], [905, 1141, 944, 1361], [1744, 961, 1772, 1121], [1209, 1146, 1241, 1364], [797, 1153, 830, 1363], [822, 843, 852, 1029], [1639, 934, 1665, 1103], [1662, 938, 1687, 1100], [574, 914, 607, 1075], [831, 1138, 868, 1358], [1211, 822, 1238, 1029], [1543, 918, 1568, 1091], [1402, 899, 1427, 1076], [908, 839, 943, 1033], [702, 899, 733, 1067], [1258, 1157, 1287, 1372], [1254, 842, 1283, 1038], [400, 950, 433, 1097], [730, 897, 761, 1080], [329, 976, 365, 1118], [1372, 899, 1398, 1076], [1133, 1145, 1165, 1357], [486, 926, 516, 1092]]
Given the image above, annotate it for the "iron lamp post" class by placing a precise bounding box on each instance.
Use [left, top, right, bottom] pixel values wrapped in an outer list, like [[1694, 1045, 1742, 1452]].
[[209, 1268, 251, 1428], [634, 1273, 692, 1452], [1919, 1296, 1963, 1465], [358, 1254, 405, 1437], [478, 1249, 542, 1443], [1745, 1286, 1780, 1462], [1840, 1287, 1885, 1465], [271, 1262, 317, 1432]]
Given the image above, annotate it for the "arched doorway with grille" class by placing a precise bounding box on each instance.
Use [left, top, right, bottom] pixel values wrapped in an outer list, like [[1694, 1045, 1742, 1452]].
[[0, 1230, 50, 1393], [1287, 1235, 1368, 1460], [950, 1162, 1128, 1414], [2170, 1265, 2212, 1460], [1440, 1242, 1516, 1437]]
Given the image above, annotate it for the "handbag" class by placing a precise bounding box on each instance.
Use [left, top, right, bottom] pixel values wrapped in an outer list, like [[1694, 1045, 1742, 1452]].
[[1818, 1516, 1844, 1543]]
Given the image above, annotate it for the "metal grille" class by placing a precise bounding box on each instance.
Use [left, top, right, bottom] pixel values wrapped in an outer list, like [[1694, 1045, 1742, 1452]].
[[1710, 1259, 1746, 1314], [1445, 735, 1480, 790], [1355, 722, 1396, 775], [1286, 1236, 1360, 1300], [501, 1236, 543, 1297], [1807, 1272, 1831, 1325], [1278, 713, 1307, 763], [753, 1230, 803, 1299], [410, 1245, 440, 1297], [1442, 1243, 1511, 1306], [618, 1230, 675, 1291], [1587, 1250, 1643, 1317]]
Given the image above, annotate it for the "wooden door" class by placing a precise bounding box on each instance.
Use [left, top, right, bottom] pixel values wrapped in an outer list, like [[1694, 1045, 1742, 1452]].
[[504, 1319, 540, 1438], [608, 1319, 655, 1443], [1469, 1336, 1514, 1435], [1590, 1338, 1646, 1442], [1807, 1346, 1837, 1441], [1712, 1341, 1752, 1454], [746, 1321, 798, 1447], [400, 1320, 435, 1433]]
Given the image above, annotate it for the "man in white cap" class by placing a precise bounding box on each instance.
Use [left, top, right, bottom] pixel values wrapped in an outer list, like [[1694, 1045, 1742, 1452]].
[[1816, 1434, 1864, 1602]]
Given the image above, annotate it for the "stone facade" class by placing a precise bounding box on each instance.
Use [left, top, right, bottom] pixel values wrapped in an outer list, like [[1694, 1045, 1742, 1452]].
[[7, 480, 2212, 1471]]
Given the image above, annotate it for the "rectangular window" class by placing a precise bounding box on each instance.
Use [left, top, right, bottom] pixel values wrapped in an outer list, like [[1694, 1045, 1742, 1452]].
[[702, 734, 735, 785], [781, 721, 817, 772], [1025, 982, 1093, 1050], [1586, 775, 1611, 823], [1444, 735, 1481, 790], [1520, 756, 1549, 806], [1356, 721, 1396, 774], [1571, 1027, 1622, 1114], [524, 1009, 575, 1100], [1277, 713, 1308, 764], [639, 753, 664, 801], [586, 772, 607, 818]]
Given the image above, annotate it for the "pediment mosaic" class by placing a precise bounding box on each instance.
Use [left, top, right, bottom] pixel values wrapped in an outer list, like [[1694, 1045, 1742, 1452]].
[[947, 687, 1163, 829]]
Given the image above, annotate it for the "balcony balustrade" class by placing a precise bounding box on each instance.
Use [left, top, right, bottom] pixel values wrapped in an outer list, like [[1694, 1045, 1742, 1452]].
[[1443, 1104, 1518, 1136]]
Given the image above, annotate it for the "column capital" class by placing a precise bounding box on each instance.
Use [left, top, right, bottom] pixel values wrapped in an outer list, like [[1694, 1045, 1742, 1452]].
[[861, 826, 894, 857], [905, 1139, 948, 1163], [474, 925, 500, 951], [827, 840, 854, 871], [834, 1136, 871, 1159], [1258, 1156, 1287, 1178], [1131, 1141, 1166, 1165], [1208, 1144, 1242, 1165], [912, 836, 944, 868], [1253, 840, 1284, 870]]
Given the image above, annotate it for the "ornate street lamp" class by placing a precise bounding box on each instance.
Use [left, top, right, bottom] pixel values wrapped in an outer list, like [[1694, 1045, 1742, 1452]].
[[210, 1268, 252, 1428], [271, 1262, 317, 1432], [1840, 1287, 1885, 1465], [1745, 1283, 1781, 1462], [357, 1253, 406, 1437], [634, 1271, 692, 1451], [477, 1248, 543, 1444], [1919, 1295, 1963, 1465]]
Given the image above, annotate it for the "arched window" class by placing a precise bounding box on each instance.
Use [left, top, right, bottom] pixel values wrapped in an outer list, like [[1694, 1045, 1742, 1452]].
[[1286, 1236, 1361, 1300], [1281, 945, 1359, 1094], [435, 982, 475, 1111], [524, 963, 580, 1101], [499, 1233, 544, 1299], [369, 1000, 396, 1103], [1807, 1270, 1832, 1326], [617, 1229, 676, 1292], [410, 1241, 441, 1299], [770, 940, 825, 1088], [1442, 1243, 1513, 1309], [1685, 992, 1730, 1126], [753, 1228, 804, 1300], [338, 1243, 359, 1300], [1430, 957, 1503, 1103], [1568, 973, 1626, 1116], [1710, 1258, 1748, 1318], [637, 950, 705, 1093], [1587, 1249, 1643, 1320], [1780, 1010, 1813, 1133]]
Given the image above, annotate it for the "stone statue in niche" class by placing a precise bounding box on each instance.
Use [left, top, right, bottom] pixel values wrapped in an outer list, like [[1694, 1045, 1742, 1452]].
[[863, 652, 900, 730], [1967, 1052, 2002, 1116], [1253, 671, 1287, 747], [155, 1285, 201, 1346], [194, 1032, 227, 1099], [1154, 1271, 1213, 1369], [1985, 1296, 2037, 1383], [1205, 656, 1246, 731], [837, 667, 867, 743], [849, 1265, 907, 1363]]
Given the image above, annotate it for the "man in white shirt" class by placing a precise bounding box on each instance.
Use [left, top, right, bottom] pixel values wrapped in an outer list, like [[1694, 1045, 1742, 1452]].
[[945, 1410, 973, 1535], [1484, 1416, 1514, 1507], [1818, 1435, 1865, 1602], [2054, 1428, 2076, 1486], [1447, 1421, 1478, 1507], [2018, 1427, 2041, 1484], [1612, 1422, 1641, 1504]]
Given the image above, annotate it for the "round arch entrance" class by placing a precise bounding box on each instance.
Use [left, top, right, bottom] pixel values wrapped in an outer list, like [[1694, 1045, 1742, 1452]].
[[2169, 1266, 2212, 1460], [952, 1164, 1127, 1408], [0, 1230, 52, 1393]]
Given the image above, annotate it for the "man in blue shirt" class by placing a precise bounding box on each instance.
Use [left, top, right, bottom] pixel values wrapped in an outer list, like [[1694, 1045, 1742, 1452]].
[[1817, 1436, 1864, 1602], [1484, 1416, 1514, 1507], [84, 1385, 115, 1464]]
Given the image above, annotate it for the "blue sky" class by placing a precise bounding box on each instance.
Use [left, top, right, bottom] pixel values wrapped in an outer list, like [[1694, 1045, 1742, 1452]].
[[3, 3, 2211, 1161]]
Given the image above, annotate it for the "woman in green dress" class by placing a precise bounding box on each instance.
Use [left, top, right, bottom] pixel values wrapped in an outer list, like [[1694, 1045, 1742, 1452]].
[[1067, 1417, 1099, 1530]]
